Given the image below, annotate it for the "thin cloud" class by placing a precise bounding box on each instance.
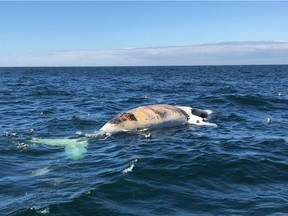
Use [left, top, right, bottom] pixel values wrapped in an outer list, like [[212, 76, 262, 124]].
[[1, 41, 288, 66]]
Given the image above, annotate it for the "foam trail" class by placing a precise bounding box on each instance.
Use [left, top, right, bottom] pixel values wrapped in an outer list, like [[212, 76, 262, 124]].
[[196, 122, 218, 127], [31, 167, 50, 177], [31, 138, 88, 160]]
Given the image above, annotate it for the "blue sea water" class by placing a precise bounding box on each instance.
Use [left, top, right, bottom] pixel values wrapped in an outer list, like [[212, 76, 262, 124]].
[[0, 65, 288, 215]]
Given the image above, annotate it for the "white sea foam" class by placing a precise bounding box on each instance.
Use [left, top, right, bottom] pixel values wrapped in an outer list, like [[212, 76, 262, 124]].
[[123, 159, 138, 174], [36, 207, 50, 214], [31, 167, 50, 177]]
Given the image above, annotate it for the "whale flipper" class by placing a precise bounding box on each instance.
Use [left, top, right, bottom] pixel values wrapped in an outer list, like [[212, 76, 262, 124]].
[[30, 138, 88, 160]]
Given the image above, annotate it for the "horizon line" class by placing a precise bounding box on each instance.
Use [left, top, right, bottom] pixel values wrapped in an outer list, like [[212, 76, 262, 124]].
[[1, 41, 288, 67]]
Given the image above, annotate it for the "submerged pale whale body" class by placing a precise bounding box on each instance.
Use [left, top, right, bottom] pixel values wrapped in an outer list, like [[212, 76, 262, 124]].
[[99, 104, 215, 135], [31, 104, 216, 159]]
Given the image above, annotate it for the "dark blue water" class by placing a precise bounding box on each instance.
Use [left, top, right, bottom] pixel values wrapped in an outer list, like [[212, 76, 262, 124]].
[[1, 66, 288, 215]]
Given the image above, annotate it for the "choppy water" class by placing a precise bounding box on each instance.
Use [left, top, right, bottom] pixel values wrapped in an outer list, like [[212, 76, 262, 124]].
[[1, 65, 288, 215]]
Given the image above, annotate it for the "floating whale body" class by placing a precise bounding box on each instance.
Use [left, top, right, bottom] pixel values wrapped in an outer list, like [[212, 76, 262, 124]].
[[99, 104, 216, 135], [30, 104, 216, 159]]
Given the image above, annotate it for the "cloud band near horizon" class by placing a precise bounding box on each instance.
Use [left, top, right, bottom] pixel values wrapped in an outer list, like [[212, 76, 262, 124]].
[[1, 41, 288, 67]]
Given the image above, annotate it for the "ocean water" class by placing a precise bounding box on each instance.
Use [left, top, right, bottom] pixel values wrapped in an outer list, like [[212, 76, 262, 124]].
[[0, 65, 288, 215]]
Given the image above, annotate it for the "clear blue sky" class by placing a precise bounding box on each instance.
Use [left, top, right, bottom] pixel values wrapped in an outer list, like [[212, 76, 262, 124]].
[[1, 1, 288, 66]]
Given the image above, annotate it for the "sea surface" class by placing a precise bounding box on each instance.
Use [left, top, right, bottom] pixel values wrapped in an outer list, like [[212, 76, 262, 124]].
[[1, 65, 288, 215]]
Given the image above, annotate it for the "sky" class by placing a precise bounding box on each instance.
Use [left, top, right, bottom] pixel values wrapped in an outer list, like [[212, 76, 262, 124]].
[[0, 1, 288, 66]]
